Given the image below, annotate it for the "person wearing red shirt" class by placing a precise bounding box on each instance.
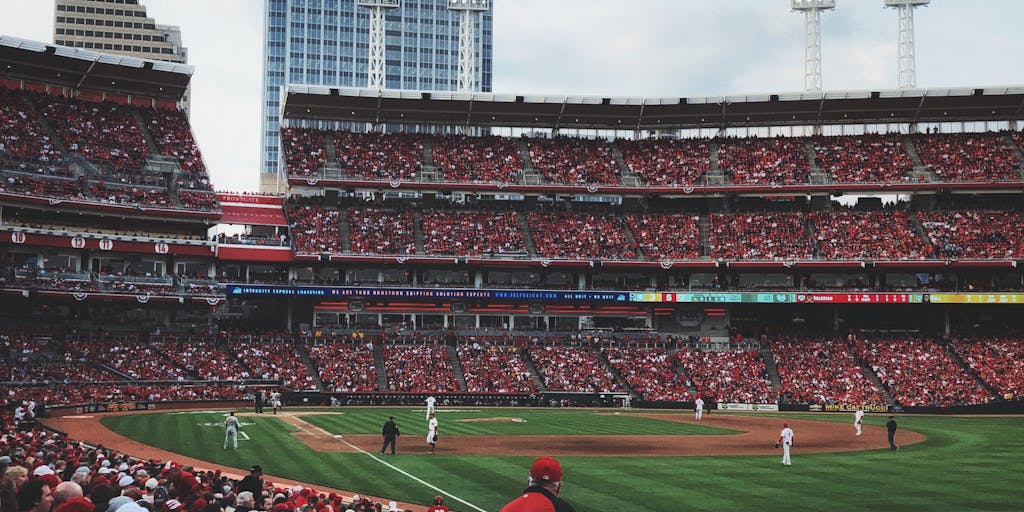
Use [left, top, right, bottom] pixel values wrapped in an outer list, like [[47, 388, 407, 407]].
[[426, 495, 449, 512], [499, 457, 575, 512]]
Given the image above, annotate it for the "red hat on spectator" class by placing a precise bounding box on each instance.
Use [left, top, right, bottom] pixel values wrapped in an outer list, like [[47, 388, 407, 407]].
[[529, 457, 563, 483], [55, 497, 94, 512], [38, 473, 61, 489], [191, 498, 207, 512]]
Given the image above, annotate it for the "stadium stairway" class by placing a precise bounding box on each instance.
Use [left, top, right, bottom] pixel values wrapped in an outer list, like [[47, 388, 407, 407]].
[[93, 361, 134, 381], [708, 141, 720, 173], [1002, 132, 1024, 169], [322, 133, 344, 179], [618, 217, 643, 260], [295, 343, 327, 391], [519, 347, 547, 392], [667, 349, 700, 397], [902, 135, 937, 182], [518, 213, 538, 257], [338, 208, 352, 253], [941, 342, 1001, 401], [759, 345, 783, 396], [610, 142, 642, 186], [446, 345, 469, 392], [412, 210, 426, 253], [130, 109, 161, 156], [23, 96, 68, 155], [595, 347, 633, 394], [852, 352, 896, 406], [373, 344, 388, 391], [422, 135, 435, 167], [517, 139, 544, 185], [697, 216, 711, 257], [805, 140, 831, 184], [908, 212, 939, 254]]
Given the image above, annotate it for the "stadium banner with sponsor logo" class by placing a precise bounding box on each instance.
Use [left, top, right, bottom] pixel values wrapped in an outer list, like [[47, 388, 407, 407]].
[[813, 404, 891, 413], [716, 403, 779, 411]]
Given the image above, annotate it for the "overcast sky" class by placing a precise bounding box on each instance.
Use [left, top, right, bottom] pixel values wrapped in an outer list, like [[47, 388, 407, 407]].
[[2, 0, 1023, 192]]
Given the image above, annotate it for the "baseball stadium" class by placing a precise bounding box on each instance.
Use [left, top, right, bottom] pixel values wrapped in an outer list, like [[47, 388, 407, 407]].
[[1, 1, 1024, 511]]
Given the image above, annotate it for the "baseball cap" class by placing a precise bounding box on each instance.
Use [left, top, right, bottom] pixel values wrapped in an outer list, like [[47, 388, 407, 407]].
[[250, 465, 262, 473], [0, 456, 11, 464], [529, 457, 563, 483]]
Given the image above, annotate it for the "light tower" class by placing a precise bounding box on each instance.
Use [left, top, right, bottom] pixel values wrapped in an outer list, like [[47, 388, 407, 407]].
[[791, 0, 836, 92], [447, 0, 488, 92], [357, 0, 401, 90], [885, 0, 930, 89]]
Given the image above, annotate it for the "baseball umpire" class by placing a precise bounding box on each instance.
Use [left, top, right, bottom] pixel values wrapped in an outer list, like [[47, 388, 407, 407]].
[[380, 416, 400, 455]]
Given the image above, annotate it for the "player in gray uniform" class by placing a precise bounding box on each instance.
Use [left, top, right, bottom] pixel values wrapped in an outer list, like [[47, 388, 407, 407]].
[[224, 412, 240, 450]]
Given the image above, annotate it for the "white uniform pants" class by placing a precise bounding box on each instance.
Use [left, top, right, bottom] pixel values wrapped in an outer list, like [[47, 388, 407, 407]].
[[782, 442, 792, 465], [225, 427, 238, 449]]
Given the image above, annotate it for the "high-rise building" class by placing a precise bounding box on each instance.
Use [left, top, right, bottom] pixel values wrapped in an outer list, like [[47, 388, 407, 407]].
[[53, 0, 188, 64], [260, 0, 494, 193]]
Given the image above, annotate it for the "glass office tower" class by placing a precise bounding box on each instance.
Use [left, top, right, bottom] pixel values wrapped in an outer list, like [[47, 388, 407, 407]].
[[260, 0, 494, 191]]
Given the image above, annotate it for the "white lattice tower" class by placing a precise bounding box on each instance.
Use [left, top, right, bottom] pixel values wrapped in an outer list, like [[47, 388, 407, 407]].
[[791, 0, 836, 92], [885, 0, 930, 89], [358, 0, 401, 90], [447, 0, 488, 92]]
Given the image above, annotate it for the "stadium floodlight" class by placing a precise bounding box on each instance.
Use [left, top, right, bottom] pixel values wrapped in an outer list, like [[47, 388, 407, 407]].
[[357, 0, 402, 90], [791, 0, 836, 92], [885, 0, 930, 89], [447, 0, 488, 92]]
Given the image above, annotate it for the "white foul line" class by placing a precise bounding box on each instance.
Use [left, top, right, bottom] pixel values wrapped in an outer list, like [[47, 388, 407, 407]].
[[305, 424, 486, 512]]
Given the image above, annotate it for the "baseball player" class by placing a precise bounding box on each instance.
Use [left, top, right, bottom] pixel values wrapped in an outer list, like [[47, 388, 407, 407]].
[[854, 407, 865, 436], [224, 412, 240, 450], [777, 422, 794, 465], [427, 412, 439, 454], [425, 395, 437, 420], [694, 397, 704, 420], [270, 390, 282, 414]]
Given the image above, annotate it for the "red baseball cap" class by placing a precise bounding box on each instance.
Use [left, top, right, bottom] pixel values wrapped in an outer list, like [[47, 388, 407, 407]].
[[530, 457, 563, 483]]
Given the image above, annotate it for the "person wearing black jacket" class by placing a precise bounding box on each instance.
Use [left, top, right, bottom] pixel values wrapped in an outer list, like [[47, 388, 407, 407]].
[[499, 457, 575, 512], [236, 466, 264, 497], [380, 416, 400, 455], [886, 416, 899, 451]]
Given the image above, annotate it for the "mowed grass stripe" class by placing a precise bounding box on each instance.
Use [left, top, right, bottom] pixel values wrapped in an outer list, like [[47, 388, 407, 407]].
[[299, 408, 735, 436], [102, 411, 1024, 512]]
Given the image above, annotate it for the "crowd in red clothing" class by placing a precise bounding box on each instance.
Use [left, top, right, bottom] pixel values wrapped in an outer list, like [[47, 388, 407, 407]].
[[0, 362, 113, 383], [673, 348, 775, 403], [287, 205, 342, 254], [814, 134, 914, 183], [810, 210, 932, 260], [140, 108, 210, 184], [177, 191, 220, 211], [234, 340, 315, 390], [0, 89, 64, 172], [624, 213, 702, 260], [527, 137, 620, 185], [306, 341, 378, 392], [718, 136, 809, 185], [618, 137, 710, 186], [919, 210, 1023, 259], [382, 344, 458, 393], [431, 134, 523, 183], [41, 96, 149, 172], [421, 210, 525, 256], [851, 337, 992, 407], [65, 339, 188, 381], [281, 128, 327, 177], [335, 131, 423, 181], [913, 132, 1020, 182], [950, 336, 1024, 400], [527, 345, 623, 393], [603, 347, 690, 401], [150, 340, 250, 381], [527, 212, 636, 260], [771, 337, 886, 405], [0, 173, 85, 199], [347, 208, 416, 255], [708, 212, 812, 260], [457, 343, 536, 393]]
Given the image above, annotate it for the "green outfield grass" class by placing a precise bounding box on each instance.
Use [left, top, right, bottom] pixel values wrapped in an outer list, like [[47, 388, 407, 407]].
[[101, 409, 1024, 512]]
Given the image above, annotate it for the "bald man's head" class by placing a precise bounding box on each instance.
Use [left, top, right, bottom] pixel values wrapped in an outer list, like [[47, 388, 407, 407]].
[[53, 481, 84, 507]]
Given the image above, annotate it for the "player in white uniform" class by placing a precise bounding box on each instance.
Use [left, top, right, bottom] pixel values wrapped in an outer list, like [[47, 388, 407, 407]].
[[224, 412, 240, 450], [694, 397, 704, 420], [425, 396, 436, 420], [854, 408, 865, 436], [778, 423, 794, 465], [270, 391, 282, 414], [426, 412, 439, 454]]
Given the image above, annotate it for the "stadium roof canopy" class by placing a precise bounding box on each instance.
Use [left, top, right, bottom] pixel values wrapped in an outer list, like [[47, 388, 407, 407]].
[[283, 84, 1024, 130], [0, 35, 192, 100]]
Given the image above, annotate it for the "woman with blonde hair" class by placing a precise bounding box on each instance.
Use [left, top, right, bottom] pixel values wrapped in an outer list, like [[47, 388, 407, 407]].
[[1, 465, 30, 512]]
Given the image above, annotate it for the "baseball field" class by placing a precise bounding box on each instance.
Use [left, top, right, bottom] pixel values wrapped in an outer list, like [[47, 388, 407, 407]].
[[51, 408, 1024, 512]]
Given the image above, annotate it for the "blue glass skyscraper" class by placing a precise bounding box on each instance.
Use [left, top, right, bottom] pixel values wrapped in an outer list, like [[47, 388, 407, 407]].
[[260, 0, 494, 190]]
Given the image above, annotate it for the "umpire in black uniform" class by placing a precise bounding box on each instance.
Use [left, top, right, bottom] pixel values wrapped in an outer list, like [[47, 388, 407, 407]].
[[380, 416, 400, 454], [886, 416, 898, 451]]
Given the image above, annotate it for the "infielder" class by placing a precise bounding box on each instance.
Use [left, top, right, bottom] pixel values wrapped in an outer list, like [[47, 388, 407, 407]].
[[425, 395, 436, 420], [427, 412, 439, 454], [695, 397, 704, 420], [854, 407, 865, 436], [224, 412, 240, 450], [777, 422, 794, 465]]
